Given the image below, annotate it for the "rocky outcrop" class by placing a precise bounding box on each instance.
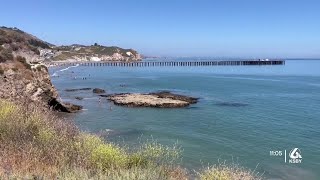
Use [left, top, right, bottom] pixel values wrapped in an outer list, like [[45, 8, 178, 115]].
[[149, 91, 198, 104], [93, 88, 105, 94], [105, 91, 198, 108], [48, 98, 83, 113], [0, 55, 81, 113], [75, 97, 84, 100]]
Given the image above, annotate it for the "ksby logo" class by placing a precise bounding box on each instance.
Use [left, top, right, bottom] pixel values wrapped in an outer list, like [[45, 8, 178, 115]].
[[289, 148, 302, 163]]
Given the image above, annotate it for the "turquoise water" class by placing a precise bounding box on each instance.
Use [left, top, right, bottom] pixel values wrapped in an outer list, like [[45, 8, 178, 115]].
[[50, 60, 320, 180]]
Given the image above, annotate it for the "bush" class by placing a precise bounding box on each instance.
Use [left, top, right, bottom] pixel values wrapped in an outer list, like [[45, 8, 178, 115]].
[[0, 55, 4, 63], [10, 43, 19, 51], [0, 100, 184, 179], [9, 33, 24, 42], [16, 56, 31, 70], [0, 37, 10, 45], [0, 68, 4, 75], [28, 45, 40, 55], [198, 163, 264, 180], [16, 55, 26, 63], [0, 30, 9, 45], [28, 39, 50, 49], [0, 48, 13, 62], [35, 64, 48, 72], [0, 29, 6, 36]]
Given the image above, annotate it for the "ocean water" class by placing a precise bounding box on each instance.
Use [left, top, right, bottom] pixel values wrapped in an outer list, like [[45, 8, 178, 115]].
[[49, 60, 320, 180]]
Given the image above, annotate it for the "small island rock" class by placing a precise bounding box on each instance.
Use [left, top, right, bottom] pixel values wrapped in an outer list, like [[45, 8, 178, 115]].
[[65, 88, 92, 92], [93, 88, 106, 94], [75, 97, 84, 100], [106, 91, 198, 108]]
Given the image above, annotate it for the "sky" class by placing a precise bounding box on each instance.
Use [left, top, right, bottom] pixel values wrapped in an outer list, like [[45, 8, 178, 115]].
[[1, 0, 320, 58]]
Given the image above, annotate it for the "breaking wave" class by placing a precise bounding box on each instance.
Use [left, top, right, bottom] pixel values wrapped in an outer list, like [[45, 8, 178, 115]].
[[52, 64, 79, 76]]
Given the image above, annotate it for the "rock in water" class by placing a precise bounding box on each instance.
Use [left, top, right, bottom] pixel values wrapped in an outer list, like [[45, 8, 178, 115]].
[[149, 91, 198, 104], [75, 97, 84, 100], [65, 88, 92, 92], [106, 91, 198, 108], [62, 103, 83, 113], [48, 98, 82, 113], [215, 102, 248, 107], [93, 88, 105, 94]]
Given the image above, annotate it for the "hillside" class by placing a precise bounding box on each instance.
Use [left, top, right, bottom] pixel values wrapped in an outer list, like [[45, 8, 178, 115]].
[[0, 26, 142, 62], [0, 26, 52, 63], [52, 44, 142, 61]]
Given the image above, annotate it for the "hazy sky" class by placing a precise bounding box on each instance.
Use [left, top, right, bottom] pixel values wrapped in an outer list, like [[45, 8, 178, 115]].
[[1, 0, 320, 58]]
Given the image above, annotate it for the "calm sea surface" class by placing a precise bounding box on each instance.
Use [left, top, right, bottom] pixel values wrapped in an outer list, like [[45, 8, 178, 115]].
[[49, 59, 320, 180]]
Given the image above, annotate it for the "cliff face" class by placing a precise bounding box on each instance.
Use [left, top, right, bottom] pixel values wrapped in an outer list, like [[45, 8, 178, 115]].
[[0, 62, 55, 105], [0, 27, 81, 112]]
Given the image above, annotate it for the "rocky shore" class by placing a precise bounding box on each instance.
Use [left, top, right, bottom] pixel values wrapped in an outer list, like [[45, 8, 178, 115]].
[[104, 91, 198, 108]]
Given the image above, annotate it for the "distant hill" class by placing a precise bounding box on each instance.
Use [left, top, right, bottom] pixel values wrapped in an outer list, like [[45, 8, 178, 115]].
[[52, 44, 142, 61], [0, 26, 142, 63]]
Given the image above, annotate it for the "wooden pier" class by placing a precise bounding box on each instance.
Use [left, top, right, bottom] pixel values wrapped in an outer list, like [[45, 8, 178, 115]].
[[48, 60, 285, 67]]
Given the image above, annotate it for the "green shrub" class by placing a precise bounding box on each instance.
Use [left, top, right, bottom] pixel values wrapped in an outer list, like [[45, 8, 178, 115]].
[[10, 43, 19, 51], [0, 37, 10, 45], [0, 29, 6, 36], [0, 68, 4, 75], [35, 64, 48, 72], [16, 55, 26, 62], [0, 30, 9, 45], [29, 45, 40, 55], [16, 56, 31, 70], [9, 32, 24, 42], [0, 56, 4, 63], [28, 39, 50, 49], [0, 48, 13, 62]]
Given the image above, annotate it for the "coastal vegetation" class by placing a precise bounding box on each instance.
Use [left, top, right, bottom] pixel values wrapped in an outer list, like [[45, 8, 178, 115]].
[[0, 100, 263, 179], [0, 100, 185, 179]]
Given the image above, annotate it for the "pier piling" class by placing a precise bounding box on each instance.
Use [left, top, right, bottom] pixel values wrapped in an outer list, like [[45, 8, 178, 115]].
[[50, 60, 285, 68]]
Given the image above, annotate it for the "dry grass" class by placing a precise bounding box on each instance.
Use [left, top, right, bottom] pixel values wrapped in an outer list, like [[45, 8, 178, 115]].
[[198, 162, 264, 180], [0, 100, 186, 179]]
